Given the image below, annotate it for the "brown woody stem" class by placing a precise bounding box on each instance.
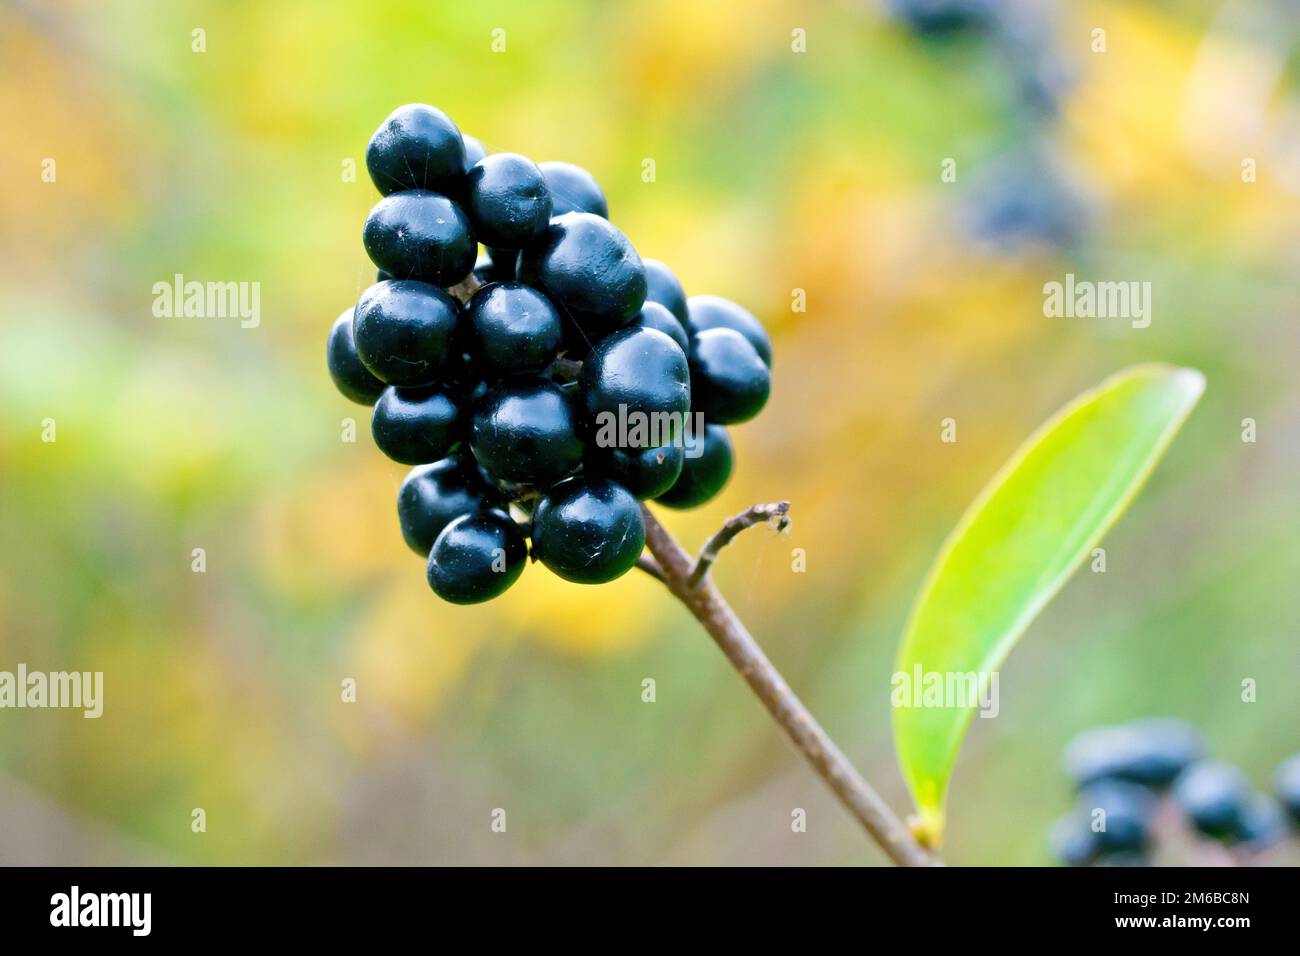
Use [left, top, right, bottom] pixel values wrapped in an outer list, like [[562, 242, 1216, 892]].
[[639, 503, 938, 867]]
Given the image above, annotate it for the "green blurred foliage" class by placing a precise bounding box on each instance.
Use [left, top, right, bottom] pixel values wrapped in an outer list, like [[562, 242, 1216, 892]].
[[0, 0, 1296, 865]]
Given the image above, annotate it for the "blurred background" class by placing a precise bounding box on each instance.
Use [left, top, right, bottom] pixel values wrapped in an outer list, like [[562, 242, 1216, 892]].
[[0, 0, 1297, 866]]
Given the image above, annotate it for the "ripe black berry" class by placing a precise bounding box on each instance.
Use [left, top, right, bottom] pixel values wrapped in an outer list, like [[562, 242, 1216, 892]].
[[397, 456, 500, 556], [518, 212, 646, 336], [1277, 753, 1300, 823], [1173, 760, 1250, 838], [630, 300, 689, 354], [466, 281, 563, 377], [470, 378, 584, 485], [581, 326, 690, 426], [461, 133, 488, 172], [589, 441, 684, 500], [426, 509, 527, 604], [326, 308, 385, 404], [1233, 792, 1287, 848], [689, 327, 770, 424], [1066, 719, 1205, 790], [466, 152, 552, 249], [366, 104, 466, 196], [362, 191, 476, 286], [656, 424, 733, 508], [1078, 779, 1153, 853], [539, 161, 608, 218], [688, 294, 772, 367], [642, 258, 689, 327], [372, 385, 462, 465], [352, 280, 461, 386], [531, 477, 646, 584], [1048, 815, 1098, 867]]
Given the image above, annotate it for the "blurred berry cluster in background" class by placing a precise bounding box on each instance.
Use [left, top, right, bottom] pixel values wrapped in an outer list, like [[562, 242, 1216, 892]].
[[1053, 719, 1300, 866], [0, 0, 1296, 864]]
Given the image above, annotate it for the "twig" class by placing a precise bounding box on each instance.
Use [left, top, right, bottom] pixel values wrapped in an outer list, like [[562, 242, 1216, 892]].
[[688, 500, 790, 587], [639, 504, 938, 867], [634, 553, 666, 583]]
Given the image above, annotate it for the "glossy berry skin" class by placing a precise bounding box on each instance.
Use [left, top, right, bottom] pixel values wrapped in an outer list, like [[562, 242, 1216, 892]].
[[581, 326, 690, 427], [466, 153, 552, 249], [539, 161, 608, 218], [1173, 761, 1251, 838], [366, 104, 466, 196], [372, 386, 462, 465], [397, 456, 500, 556], [362, 191, 476, 287], [470, 378, 584, 485], [588, 442, 684, 500], [1276, 753, 1300, 823], [326, 309, 385, 404], [531, 477, 645, 584], [466, 281, 563, 377], [688, 294, 772, 367], [426, 509, 527, 604], [1078, 779, 1154, 854], [689, 327, 771, 424], [1065, 718, 1205, 790], [518, 212, 646, 336], [655, 424, 732, 509], [642, 258, 689, 327], [352, 280, 461, 386], [461, 134, 488, 172], [630, 300, 689, 354]]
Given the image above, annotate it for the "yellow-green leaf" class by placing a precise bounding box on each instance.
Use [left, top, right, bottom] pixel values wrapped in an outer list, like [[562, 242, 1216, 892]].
[[892, 364, 1204, 846]]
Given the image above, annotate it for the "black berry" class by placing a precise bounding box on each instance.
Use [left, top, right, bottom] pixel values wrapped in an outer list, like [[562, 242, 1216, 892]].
[[470, 378, 584, 485], [327, 308, 385, 404], [466, 281, 563, 377], [372, 385, 462, 465], [1173, 760, 1250, 838], [689, 327, 770, 424], [642, 258, 689, 327], [539, 160, 608, 218], [426, 509, 527, 604], [461, 133, 488, 172], [352, 280, 461, 386], [589, 441, 684, 500], [1276, 753, 1300, 823], [466, 152, 552, 249], [366, 104, 466, 196], [581, 326, 690, 427], [362, 191, 475, 286], [397, 456, 500, 556], [1065, 719, 1204, 790], [531, 477, 645, 584], [631, 300, 689, 354], [656, 424, 733, 509], [518, 212, 646, 336], [1078, 779, 1154, 853], [688, 294, 772, 367]]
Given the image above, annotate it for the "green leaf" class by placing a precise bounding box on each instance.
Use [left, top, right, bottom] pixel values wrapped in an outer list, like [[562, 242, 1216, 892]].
[[892, 364, 1204, 846]]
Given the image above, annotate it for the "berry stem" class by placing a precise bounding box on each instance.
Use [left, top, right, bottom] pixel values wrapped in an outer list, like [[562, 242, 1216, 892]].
[[688, 500, 790, 588], [639, 504, 939, 867]]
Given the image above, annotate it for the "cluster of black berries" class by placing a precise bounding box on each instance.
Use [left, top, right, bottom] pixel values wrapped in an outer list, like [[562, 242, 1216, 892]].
[[1049, 718, 1300, 866], [326, 104, 772, 604]]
